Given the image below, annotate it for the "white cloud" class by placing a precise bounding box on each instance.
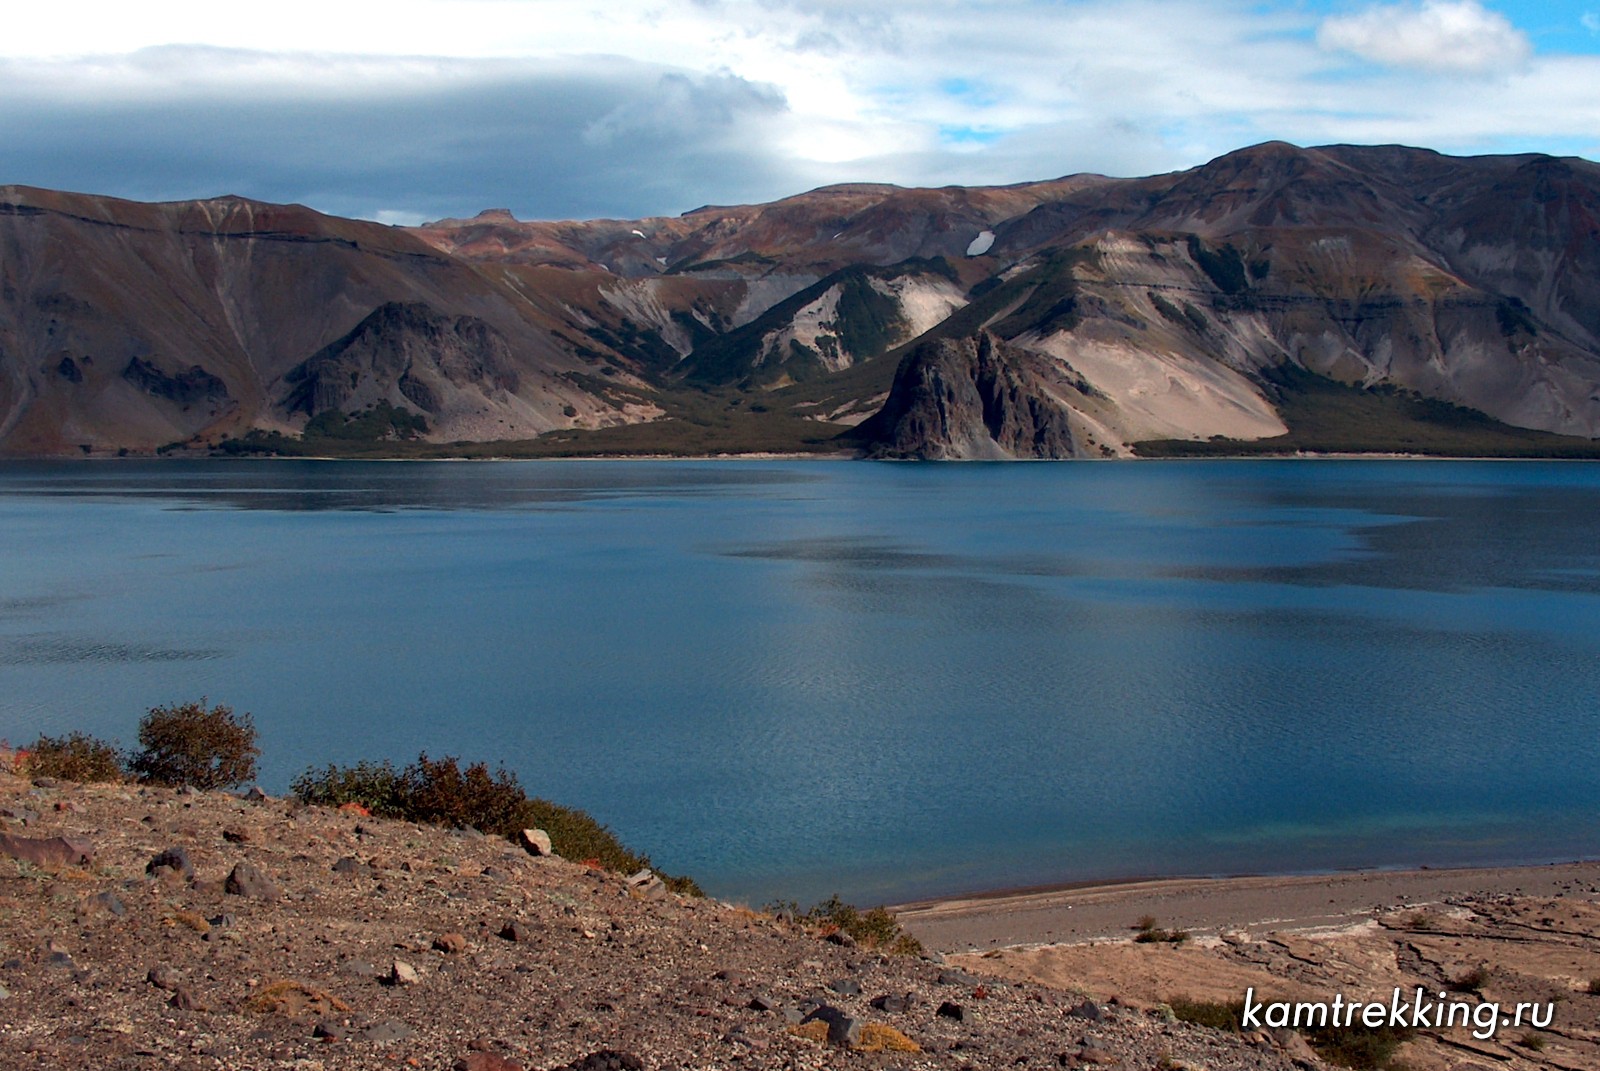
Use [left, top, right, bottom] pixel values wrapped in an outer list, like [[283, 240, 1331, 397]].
[[1584, 12, 1600, 34], [1317, 0, 1531, 75], [0, 1, 1595, 220]]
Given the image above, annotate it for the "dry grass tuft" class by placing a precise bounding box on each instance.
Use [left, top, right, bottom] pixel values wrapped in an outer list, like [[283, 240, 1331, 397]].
[[245, 980, 351, 1017], [857, 1023, 921, 1053]]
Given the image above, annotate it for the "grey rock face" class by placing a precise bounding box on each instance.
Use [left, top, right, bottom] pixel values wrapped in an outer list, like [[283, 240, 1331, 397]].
[[860, 333, 1083, 459]]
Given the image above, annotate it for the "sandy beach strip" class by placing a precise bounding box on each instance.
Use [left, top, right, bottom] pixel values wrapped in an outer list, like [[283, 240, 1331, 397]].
[[892, 861, 1600, 953]]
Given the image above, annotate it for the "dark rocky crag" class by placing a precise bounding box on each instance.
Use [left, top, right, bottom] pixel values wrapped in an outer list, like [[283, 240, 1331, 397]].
[[857, 332, 1087, 459]]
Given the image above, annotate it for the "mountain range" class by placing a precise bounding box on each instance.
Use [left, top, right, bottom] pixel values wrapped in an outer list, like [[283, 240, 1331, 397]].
[[4, 141, 1599, 459]]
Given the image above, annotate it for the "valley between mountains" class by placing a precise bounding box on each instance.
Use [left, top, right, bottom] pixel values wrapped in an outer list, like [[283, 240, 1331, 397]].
[[4, 141, 1600, 460]]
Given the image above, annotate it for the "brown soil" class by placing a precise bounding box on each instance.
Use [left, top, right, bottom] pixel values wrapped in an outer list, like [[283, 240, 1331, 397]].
[[0, 770, 1310, 1070]]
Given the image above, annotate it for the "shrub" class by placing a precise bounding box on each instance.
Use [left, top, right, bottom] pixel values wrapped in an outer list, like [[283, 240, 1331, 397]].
[[129, 699, 259, 790], [24, 731, 125, 782], [1168, 998, 1244, 1032], [290, 752, 702, 896], [1134, 916, 1189, 944], [772, 894, 923, 955], [1302, 1021, 1415, 1070], [1449, 965, 1491, 992], [289, 760, 403, 814], [1587, 977, 1600, 996]]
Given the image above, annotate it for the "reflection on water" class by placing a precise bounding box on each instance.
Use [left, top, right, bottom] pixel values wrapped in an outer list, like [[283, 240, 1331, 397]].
[[0, 459, 818, 512], [2, 459, 1599, 905]]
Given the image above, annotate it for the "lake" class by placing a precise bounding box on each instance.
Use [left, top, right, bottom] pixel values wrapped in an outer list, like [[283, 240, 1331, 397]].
[[3, 458, 1599, 907]]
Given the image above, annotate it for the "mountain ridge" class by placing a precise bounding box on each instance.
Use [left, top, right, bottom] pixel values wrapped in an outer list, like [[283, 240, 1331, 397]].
[[4, 142, 1600, 458]]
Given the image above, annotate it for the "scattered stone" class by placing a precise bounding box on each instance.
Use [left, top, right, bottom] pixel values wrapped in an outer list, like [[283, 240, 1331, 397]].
[[1077, 1039, 1121, 1065], [146, 846, 195, 879], [82, 890, 126, 917], [433, 932, 468, 954], [1271, 1029, 1320, 1062], [1067, 999, 1104, 1021], [780, 1004, 807, 1025], [624, 868, 666, 901], [0, 982, 9, 1000], [454, 1052, 525, 1071], [801, 1004, 863, 1047], [31, 777, 59, 789], [724, 1027, 769, 1050], [517, 828, 553, 857], [937, 969, 977, 986], [331, 856, 370, 877], [224, 861, 281, 900], [358, 1018, 415, 1043], [498, 920, 535, 943], [169, 986, 207, 1012], [936, 1001, 966, 1021], [871, 993, 913, 1014], [207, 913, 236, 930], [824, 930, 856, 947], [827, 977, 861, 996], [242, 785, 269, 802], [747, 993, 778, 1012], [147, 966, 180, 991], [1, 806, 39, 824], [341, 959, 379, 979], [313, 1021, 348, 1041], [222, 829, 250, 844], [560, 1050, 644, 1070], [0, 832, 93, 868], [388, 959, 420, 986]]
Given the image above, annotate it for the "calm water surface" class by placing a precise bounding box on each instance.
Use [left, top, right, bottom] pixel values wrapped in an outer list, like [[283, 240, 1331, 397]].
[[3, 459, 1599, 906]]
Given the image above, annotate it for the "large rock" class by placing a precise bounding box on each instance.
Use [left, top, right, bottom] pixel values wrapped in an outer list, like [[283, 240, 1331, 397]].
[[224, 861, 281, 900], [517, 828, 553, 857], [145, 846, 194, 880], [856, 333, 1085, 459], [0, 833, 92, 868]]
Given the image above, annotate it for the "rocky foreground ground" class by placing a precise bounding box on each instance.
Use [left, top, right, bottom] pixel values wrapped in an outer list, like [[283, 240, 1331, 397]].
[[0, 770, 1316, 1071]]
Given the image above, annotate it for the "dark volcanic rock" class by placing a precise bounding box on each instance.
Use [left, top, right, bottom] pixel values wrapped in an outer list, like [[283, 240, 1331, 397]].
[[359, 1018, 415, 1043], [282, 301, 520, 417], [858, 333, 1083, 459], [224, 861, 281, 900], [121, 357, 230, 406], [801, 1003, 862, 1047], [146, 846, 194, 880], [560, 1052, 644, 1071]]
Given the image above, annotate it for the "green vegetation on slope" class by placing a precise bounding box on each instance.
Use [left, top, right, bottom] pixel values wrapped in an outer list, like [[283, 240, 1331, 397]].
[[292, 753, 702, 896]]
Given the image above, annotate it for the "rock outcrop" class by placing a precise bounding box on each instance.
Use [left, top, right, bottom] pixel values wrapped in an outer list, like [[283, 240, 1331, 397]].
[[857, 333, 1087, 459]]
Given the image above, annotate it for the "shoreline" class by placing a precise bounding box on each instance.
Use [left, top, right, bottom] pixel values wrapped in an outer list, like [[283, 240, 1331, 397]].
[[891, 859, 1600, 953]]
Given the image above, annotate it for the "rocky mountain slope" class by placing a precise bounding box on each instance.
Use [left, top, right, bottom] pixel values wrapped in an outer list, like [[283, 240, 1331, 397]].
[[4, 142, 1600, 457], [0, 768, 1312, 1070]]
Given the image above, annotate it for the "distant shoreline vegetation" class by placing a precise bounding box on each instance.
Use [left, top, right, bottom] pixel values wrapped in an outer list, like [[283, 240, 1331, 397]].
[[202, 366, 1600, 463]]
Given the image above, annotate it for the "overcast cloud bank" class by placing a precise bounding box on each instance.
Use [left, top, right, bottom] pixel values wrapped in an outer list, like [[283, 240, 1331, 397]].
[[1, 0, 1597, 221]]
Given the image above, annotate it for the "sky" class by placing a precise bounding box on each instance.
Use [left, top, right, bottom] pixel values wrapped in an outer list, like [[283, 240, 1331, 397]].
[[2, 0, 1599, 224]]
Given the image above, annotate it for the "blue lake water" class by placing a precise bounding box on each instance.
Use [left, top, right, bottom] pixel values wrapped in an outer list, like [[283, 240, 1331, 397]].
[[3, 459, 1599, 907]]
